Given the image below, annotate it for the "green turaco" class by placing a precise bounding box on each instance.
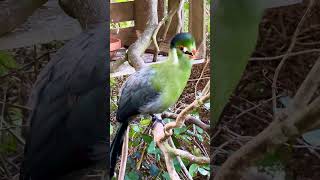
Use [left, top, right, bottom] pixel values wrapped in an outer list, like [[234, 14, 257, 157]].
[[110, 33, 197, 178]]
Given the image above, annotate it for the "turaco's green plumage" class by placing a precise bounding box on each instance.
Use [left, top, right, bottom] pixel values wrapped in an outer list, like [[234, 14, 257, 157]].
[[110, 33, 196, 178]]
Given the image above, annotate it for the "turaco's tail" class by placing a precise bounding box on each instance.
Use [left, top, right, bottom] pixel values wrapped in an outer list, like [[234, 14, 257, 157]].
[[110, 121, 129, 178]]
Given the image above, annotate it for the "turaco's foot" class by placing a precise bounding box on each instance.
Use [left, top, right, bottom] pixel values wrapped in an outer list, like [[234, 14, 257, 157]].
[[150, 114, 165, 128]]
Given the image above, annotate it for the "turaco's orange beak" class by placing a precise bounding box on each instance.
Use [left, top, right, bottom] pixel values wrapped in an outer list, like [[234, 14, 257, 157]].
[[191, 49, 198, 60]]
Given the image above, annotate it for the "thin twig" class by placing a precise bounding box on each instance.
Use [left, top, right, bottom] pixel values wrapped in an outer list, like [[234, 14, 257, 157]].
[[271, 0, 314, 117], [118, 126, 129, 180], [249, 49, 320, 61]]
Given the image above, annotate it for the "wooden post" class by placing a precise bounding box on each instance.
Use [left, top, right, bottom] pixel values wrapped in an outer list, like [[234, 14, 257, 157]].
[[158, 0, 165, 20], [189, 0, 206, 58], [134, 0, 152, 33]]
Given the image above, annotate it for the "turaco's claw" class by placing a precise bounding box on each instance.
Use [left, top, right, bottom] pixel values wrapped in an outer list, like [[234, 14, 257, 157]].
[[151, 114, 165, 128]]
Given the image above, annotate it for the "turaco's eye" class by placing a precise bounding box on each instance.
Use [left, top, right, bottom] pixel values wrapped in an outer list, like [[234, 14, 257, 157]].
[[178, 46, 193, 56], [178, 46, 185, 52]]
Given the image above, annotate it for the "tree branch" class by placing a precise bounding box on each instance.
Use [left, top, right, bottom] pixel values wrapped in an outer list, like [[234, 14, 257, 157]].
[[271, 0, 314, 117], [161, 93, 210, 141], [214, 54, 320, 179], [153, 123, 180, 180], [161, 112, 210, 132], [127, 0, 159, 70]]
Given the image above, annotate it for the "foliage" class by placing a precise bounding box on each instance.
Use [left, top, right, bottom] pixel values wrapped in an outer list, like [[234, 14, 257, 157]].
[[0, 51, 19, 76]]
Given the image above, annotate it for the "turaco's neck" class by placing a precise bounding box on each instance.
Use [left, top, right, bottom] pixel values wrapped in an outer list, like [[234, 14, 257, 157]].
[[168, 48, 192, 69]]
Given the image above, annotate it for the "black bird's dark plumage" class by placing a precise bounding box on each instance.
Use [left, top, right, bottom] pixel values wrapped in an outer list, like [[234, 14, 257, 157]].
[[20, 23, 108, 180], [110, 67, 159, 178]]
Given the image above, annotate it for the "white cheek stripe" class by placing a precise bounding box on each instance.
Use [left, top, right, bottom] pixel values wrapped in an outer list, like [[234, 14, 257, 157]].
[[171, 48, 179, 64]]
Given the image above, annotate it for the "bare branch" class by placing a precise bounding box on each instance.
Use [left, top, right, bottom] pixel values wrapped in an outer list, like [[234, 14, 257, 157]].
[[214, 57, 320, 180], [161, 94, 210, 141], [127, 0, 159, 70], [271, 0, 314, 117], [161, 112, 210, 132], [153, 123, 180, 180], [291, 57, 320, 112]]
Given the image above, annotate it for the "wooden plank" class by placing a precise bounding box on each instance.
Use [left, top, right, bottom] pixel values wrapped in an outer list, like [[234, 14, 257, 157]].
[[110, 2, 134, 23], [158, 0, 165, 20], [189, 0, 206, 58], [134, 0, 150, 31]]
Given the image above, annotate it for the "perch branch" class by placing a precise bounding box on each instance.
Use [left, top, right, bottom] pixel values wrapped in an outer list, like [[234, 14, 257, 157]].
[[127, 0, 159, 70], [161, 93, 210, 141], [153, 123, 180, 180], [161, 112, 210, 132], [153, 122, 209, 180], [166, 143, 210, 164], [271, 0, 314, 117]]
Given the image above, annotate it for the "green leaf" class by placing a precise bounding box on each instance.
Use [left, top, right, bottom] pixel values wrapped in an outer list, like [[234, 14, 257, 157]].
[[303, 129, 320, 146], [147, 141, 157, 154], [173, 158, 182, 172], [141, 134, 153, 144], [125, 171, 139, 180], [196, 126, 204, 134], [0, 51, 18, 76], [196, 134, 204, 142], [198, 167, 209, 176], [149, 164, 160, 176], [189, 164, 199, 177], [173, 126, 188, 135], [162, 172, 171, 180], [131, 124, 140, 133], [212, 0, 264, 124], [140, 119, 151, 126]]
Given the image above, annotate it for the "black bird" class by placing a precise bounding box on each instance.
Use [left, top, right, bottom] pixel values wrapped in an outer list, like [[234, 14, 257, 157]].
[[19, 23, 108, 180]]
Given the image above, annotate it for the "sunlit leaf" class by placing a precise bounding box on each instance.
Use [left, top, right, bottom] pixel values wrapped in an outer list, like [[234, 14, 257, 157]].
[[189, 164, 199, 177], [198, 167, 209, 176]]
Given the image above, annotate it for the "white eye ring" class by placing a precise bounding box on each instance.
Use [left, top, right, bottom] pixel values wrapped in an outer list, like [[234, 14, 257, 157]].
[[182, 47, 187, 53]]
